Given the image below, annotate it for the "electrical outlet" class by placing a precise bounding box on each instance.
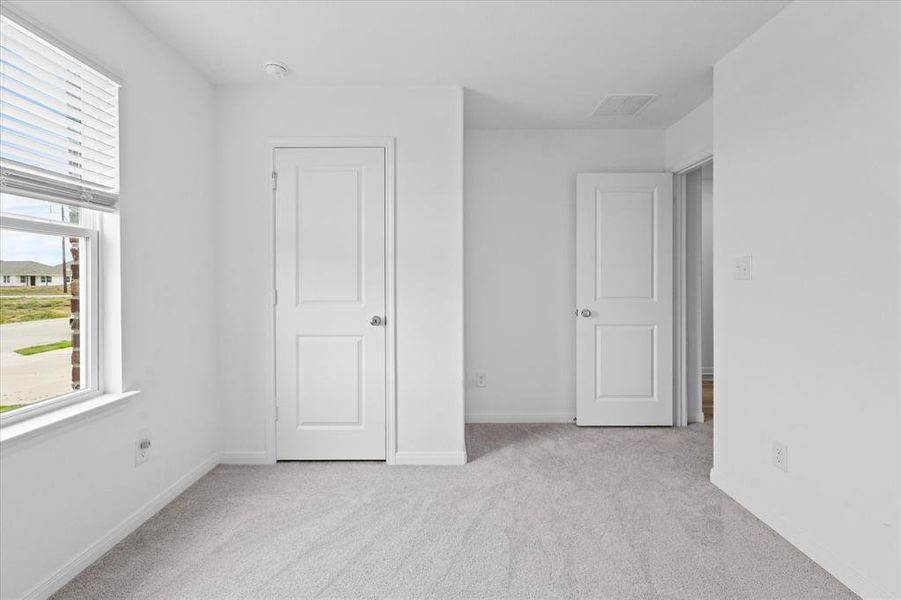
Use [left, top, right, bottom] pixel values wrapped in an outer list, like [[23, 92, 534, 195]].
[[733, 256, 752, 280], [475, 373, 487, 388], [771, 441, 788, 472], [135, 430, 152, 467]]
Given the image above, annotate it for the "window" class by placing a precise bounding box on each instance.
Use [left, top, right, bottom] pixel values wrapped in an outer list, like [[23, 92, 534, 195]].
[[0, 13, 119, 421]]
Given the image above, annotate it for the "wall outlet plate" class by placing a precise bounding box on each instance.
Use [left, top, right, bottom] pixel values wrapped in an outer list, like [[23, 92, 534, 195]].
[[475, 373, 487, 388], [135, 429, 152, 467], [733, 256, 752, 280], [771, 440, 788, 472]]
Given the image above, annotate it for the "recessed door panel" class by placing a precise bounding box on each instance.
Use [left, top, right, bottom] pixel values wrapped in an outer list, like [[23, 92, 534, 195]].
[[596, 191, 655, 300], [297, 336, 362, 427], [595, 326, 655, 399], [297, 168, 362, 304]]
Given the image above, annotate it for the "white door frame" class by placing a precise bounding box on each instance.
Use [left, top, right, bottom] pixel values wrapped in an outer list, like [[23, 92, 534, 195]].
[[672, 155, 712, 427], [266, 137, 397, 464]]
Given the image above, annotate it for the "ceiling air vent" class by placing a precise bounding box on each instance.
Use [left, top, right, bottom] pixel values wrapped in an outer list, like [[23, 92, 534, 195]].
[[592, 94, 658, 117]]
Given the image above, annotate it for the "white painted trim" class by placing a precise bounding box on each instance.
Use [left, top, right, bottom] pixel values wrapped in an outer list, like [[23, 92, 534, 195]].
[[394, 450, 467, 466], [673, 168, 688, 427], [269, 137, 395, 149], [98, 211, 123, 394], [219, 451, 270, 465], [672, 152, 714, 177], [691, 412, 705, 424], [0, 391, 139, 447], [264, 142, 278, 466], [0, 215, 93, 238], [20, 453, 219, 600], [710, 468, 892, 600], [465, 413, 575, 424], [384, 139, 398, 465], [268, 137, 397, 465], [455, 86, 467, 463]]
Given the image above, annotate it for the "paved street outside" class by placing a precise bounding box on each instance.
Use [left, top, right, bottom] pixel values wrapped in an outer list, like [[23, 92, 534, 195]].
[[0, 318, 73, 406]]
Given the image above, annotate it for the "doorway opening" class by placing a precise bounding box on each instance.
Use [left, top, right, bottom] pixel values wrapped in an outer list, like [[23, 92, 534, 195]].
[[676, 158, 713, 425]]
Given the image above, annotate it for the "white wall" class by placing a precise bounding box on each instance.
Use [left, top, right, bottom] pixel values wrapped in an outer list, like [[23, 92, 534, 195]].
[[464, 129, 664, 422], [711, 2, 900, 599], [215, 85, 465, 463], [0, 2, 219, 599], [665, 98, 713, 172]]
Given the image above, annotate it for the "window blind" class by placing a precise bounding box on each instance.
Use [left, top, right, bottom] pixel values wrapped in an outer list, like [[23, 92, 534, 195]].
[[0, 14, 119, 210]]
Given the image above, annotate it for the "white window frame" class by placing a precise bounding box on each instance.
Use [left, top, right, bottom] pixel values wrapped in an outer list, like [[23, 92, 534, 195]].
[[0, 210, 101, 425]]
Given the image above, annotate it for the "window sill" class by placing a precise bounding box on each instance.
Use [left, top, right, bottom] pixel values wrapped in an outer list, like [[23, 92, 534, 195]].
[[0, 391, 140, 447]]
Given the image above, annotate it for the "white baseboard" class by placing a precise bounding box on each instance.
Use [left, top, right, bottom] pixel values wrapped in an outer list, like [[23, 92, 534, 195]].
[[23, 452, 219, 600], [465, 412, 575, 423], [690, 412, 706, 424], [219, 450, 271, 465], [394, 450, 467, 466], [710, 468, 894, 600]]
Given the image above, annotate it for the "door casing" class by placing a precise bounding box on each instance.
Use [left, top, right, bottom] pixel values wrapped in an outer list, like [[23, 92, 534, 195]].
[[266, 137, 397, 464]]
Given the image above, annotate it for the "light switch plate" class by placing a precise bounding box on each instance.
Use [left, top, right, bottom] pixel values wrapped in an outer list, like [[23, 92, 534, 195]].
[[733, 256, 752, 280]]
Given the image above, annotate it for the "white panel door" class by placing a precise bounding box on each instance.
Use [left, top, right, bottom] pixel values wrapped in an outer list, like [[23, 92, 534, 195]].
[[275, 147, 386, 459], [576, 173, 673, 426]]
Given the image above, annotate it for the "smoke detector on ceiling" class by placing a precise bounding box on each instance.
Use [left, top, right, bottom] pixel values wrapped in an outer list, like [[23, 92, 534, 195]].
[[263, 61, 289, 79], [592, 94, 658, 117]]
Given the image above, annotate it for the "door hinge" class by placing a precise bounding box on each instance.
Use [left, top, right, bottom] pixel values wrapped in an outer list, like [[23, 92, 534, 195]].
[[271, 170, 278, 190], [273, 288, 278, 305], [275, 406, 279, 422]]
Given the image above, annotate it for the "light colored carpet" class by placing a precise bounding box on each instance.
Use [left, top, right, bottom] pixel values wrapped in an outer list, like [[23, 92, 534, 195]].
[[54, 423, 857, 600]]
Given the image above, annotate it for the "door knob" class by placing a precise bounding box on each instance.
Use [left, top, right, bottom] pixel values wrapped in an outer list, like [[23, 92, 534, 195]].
[[370, 315, 384, 326], [580, 309, 592, 318]]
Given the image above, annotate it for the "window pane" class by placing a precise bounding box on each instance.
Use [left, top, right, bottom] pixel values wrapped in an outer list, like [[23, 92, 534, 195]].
[[0, 229, 84, 413], [0, 194, 83, 225]]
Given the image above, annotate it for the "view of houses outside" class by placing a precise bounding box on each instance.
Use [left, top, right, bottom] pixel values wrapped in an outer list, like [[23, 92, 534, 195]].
[[1, 260, 72, 287], [0, 197, 82, 413]]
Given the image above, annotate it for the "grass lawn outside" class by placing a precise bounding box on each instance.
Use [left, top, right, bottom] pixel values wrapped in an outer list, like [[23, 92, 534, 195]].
[[0, 285, 68, 296], [0, 405, 23, 413], [14, 339, 72, 356], [0, 296, 70, 324]]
